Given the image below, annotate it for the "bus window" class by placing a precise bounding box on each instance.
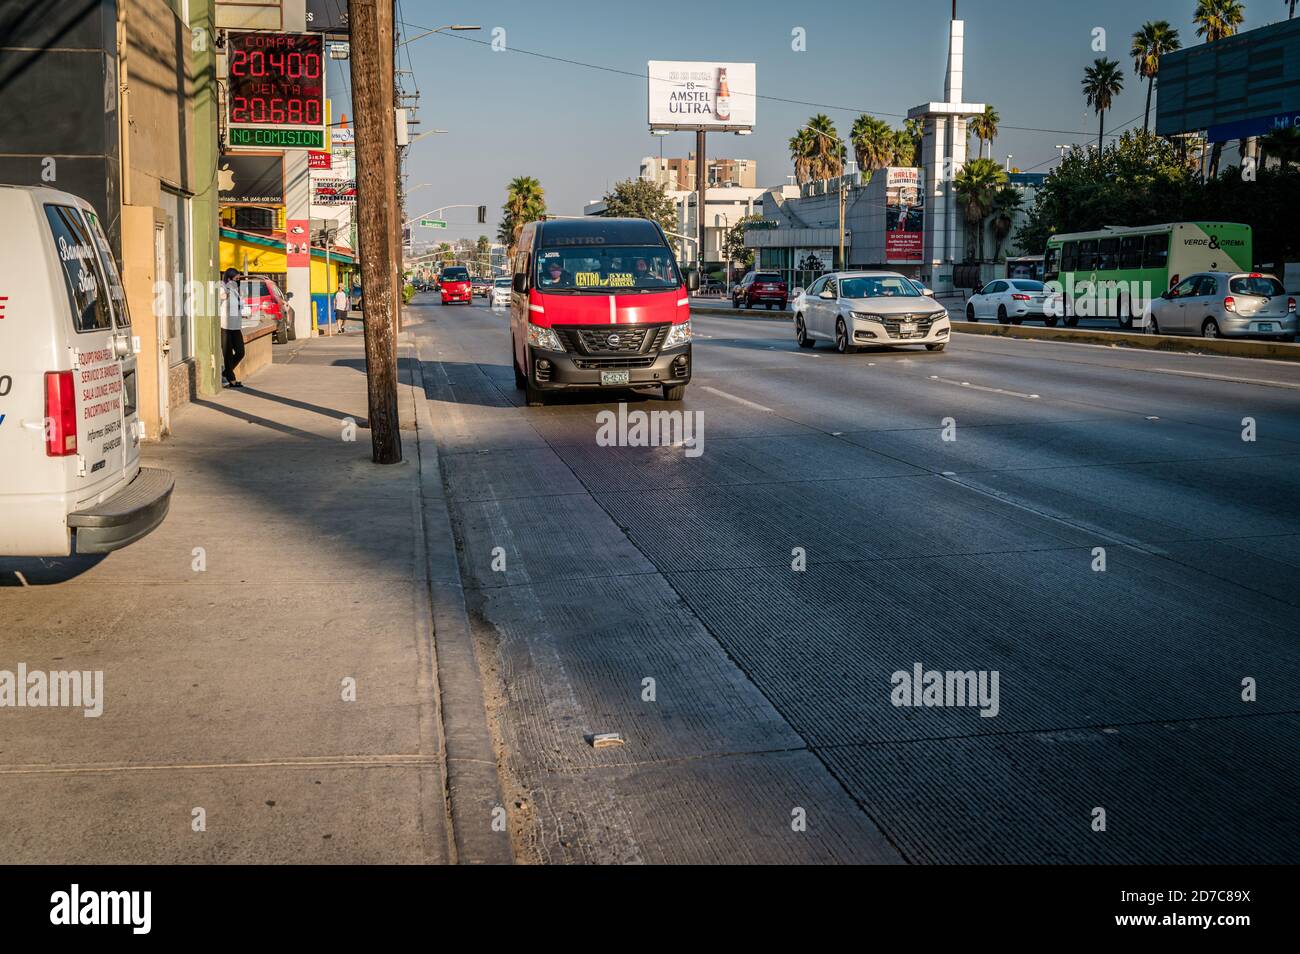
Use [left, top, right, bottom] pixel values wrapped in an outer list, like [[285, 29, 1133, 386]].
[[1061, 241, 1078, 272], [1077, 240, 1098, 271], [1043, 247, 1059, 280], [1143, 233, 1168, 268], [1120, 236, 1143, 269], [1097, 238, 1119, 270]]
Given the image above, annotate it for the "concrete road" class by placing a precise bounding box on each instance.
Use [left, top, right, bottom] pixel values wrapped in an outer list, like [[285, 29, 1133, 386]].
[[412, 293, 1299, 864]]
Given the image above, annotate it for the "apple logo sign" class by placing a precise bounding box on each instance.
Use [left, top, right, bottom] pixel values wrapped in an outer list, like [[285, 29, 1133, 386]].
[[218, 162, 235, 193]]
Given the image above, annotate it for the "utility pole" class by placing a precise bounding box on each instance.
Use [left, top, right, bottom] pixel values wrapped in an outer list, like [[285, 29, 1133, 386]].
[[838, 176, 847, 269], [695, 129, 707, 276], [350, 0, 402, 464]]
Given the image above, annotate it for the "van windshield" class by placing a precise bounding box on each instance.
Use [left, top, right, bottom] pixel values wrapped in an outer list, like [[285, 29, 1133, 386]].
[[535, 245, 680, 292]]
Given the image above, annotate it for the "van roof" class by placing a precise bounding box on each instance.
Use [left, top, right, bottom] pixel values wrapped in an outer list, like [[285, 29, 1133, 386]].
[[0, 183, 96, 211], [537, 217, 666, 246]]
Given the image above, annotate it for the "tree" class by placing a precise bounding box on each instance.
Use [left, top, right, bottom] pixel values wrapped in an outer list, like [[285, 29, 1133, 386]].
[[498, 176, 545, 255], [788, 128, 816, 185], [891, 128, 915, 167], [1131, 21, 1180, 135], [1194, 0, 1245, 176], [988, 185, 1023, 260], [722, 214, 762, 273], [1259, 127, 1300, 169], [600, 178, 678, 234], [952, 158, 1007, 262], [789, 114, 844, 183], [1082, 58, 1124, 153], [850, 114, 895, 176], [969, 105, 1000, 160]]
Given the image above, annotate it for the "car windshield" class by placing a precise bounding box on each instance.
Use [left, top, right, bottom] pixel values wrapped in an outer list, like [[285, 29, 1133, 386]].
[[839, 276, 921, 299], [535, 245, 679, 291], [494, 279, 511, 287], [1011, 280, 1046, 292], [1230, 276, 1284, 297], [442, 268, 469, 281]]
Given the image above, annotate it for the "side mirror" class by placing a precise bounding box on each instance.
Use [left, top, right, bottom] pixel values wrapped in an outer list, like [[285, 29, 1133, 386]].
[[922, 287, 935, 297], [513, 274, 527, 293], [687, 270, 701, 292]]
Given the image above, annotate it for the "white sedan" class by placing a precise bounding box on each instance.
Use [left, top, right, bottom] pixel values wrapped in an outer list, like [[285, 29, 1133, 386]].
[[792, 271, 951, 353], [965, 279, 1062, 325], [490, 277, 512, 308]]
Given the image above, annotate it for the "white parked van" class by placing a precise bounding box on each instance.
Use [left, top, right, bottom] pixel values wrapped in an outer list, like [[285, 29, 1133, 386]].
[[0, 185, 172, 557]]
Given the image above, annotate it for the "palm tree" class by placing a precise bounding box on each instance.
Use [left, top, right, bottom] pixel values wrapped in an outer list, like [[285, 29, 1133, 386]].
[[968, 105, 1000, 160], [1194, 0, 1245, 176], [1131, 21, 1181, 135], [1082, 58, 1124, 152], [1259, 127, 1300, 168], [850, 114, 895, 176], [499, 176, 545, 255], [952, 157, 1007, 262], [805, 114, 845, 180], [988, 185, 1023, 261], [788, 128, 816, 185], [891, 128, 915, 167]]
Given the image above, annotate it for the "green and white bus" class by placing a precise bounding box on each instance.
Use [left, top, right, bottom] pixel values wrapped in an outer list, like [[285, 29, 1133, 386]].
[[1043, 222, 1253, 327]]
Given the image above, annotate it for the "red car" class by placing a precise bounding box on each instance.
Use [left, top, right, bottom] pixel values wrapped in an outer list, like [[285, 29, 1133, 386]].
[[440, 266, 472, 305], [242, 275, 296, 343], [732, 270, 788, 310]]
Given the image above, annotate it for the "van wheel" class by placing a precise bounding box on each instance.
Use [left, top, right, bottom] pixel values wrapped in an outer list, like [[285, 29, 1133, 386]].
[[512, 340, 527, 390], [1043, 314, 1059, 327], [524, 380, 547, 406], [663, 384, 686, 401], [997, 305, 1010, 325], [1118, 313, 1133, 330]]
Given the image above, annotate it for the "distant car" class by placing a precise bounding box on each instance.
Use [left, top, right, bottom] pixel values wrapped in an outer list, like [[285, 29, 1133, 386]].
[[1144, 271, 1296, 340], [440, 266, 472, 305], [242, 275, 296, 343], [471, 276, 491, 298], [732, 270, 788, 310], [793, 270, 950, 353], [491, 277, 512, 308], [966, 279, 1062, 326], [701, 278, 725, 295]]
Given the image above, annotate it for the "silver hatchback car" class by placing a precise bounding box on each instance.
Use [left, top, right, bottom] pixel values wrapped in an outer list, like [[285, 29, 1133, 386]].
[[1144, 272, 1296, 340]]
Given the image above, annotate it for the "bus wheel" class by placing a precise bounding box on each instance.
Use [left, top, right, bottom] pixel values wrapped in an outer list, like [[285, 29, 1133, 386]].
[[1043, 315, 1059, 327], [1118, 313, 1133, 330]]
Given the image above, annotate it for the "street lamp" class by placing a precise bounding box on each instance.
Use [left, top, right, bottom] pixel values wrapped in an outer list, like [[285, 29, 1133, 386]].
[[398, 24, 481, 47]]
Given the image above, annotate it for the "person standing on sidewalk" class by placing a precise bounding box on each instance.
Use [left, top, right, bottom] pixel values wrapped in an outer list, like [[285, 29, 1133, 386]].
[[334, 285, 351, 334], [219, 268, 246, 388]]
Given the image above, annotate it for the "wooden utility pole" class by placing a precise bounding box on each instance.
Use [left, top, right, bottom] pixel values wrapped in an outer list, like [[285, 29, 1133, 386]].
[[350, 0, 402, 464]]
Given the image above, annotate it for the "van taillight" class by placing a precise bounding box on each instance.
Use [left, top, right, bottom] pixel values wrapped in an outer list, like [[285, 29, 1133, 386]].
[[44, 370, 77, 456]]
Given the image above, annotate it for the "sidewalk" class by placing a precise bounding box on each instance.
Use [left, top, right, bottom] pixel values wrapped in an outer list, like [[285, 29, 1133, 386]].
[[0, 333, 452, 863]]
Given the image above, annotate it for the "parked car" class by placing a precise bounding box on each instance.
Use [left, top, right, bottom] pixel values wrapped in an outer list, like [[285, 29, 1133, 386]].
[[732, 270, 788, 310], [1143, 271, 1296, 340], [440, 266, 472, 305], [0, 184, 173, 557], [491, 277, 512, 308], [792, 270, 951, 353], [242, 274, 296, 343], [965, 279, 1062, 326], [509, 217, 697, 406]]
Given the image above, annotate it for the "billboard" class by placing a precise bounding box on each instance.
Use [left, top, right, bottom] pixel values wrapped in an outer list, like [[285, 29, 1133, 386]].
[[218, 153, 284, 205], [648, 61, 755, 131], [306, 0, 350, 34], [226, 31, 328, 150], [885, 167, 923, 262]]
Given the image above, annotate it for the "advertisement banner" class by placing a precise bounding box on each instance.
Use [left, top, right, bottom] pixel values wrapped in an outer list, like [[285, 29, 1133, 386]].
[[286, 219, 311, 267], [308, 151, 332, 170], [312, 178, 356, 205], [885, 167, 923, 262], [793, 248, 833, 274], [648, 61, 756, 130], [306, 0, 350, 34], [217, 153, 284, 205]]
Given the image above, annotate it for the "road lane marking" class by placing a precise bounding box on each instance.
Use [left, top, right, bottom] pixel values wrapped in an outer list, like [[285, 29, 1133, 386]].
[[1151, 367, 1300, 391], [699, 385, 773, 412], [929, 375, 1040, 399]]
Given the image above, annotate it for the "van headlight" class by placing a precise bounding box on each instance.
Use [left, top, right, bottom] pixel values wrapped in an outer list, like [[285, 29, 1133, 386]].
[[527, 323, 563, 351], [664, 320, 692, 347]]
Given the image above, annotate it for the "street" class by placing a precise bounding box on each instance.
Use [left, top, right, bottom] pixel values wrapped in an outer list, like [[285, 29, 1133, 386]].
[[412, 293, 1298, 864]]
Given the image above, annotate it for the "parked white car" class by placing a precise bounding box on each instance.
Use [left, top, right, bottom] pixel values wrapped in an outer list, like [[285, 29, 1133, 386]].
[[965, 279, 1063, 326], [0, 185, 173, 557], [491, 277, 512, 308], [1143, 271, 1296, 340], [793, 271, 951, 353]]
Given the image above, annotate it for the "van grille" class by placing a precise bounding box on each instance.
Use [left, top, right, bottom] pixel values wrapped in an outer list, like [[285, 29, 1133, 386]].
[[555, 324, 668, 356]]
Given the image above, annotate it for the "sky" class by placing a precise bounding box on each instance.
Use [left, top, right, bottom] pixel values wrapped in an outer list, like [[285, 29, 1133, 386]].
[[327, 0, 1290, 242]]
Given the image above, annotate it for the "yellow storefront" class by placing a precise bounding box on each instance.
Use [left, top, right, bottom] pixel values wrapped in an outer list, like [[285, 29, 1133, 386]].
[[219, 227, 356, 330]]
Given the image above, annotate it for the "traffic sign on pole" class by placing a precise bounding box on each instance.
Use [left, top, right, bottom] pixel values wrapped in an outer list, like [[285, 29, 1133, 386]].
[[419, 218, 448, 229]]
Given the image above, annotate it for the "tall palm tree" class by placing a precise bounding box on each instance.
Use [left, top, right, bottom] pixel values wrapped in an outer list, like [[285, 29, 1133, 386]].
[[805, 114, 845, 180], [787, 128, 816, 185], [499, 176, 545, 254], [1082, 58, 1124, 152], [968, 105, 1000, 160], [1259, 127, 1300, 168], [891, 128, 916, 167], [850, 114, 895, 175], [952, 157, 1007, 262], [1131, 21, 1181, 135], [1194, 0, 1245, 176], [988, 185, 1023, 261]]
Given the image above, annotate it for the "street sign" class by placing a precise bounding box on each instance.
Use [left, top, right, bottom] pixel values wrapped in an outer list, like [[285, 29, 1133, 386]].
[[420, 219, 448, 229]]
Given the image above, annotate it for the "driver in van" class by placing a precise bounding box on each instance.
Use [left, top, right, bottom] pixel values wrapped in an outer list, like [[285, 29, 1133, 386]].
[[539, 257, 572, 288]]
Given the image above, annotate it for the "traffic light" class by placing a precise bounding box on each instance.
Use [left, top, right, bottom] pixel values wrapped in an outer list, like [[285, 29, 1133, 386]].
[[477, 205, 487, 224]]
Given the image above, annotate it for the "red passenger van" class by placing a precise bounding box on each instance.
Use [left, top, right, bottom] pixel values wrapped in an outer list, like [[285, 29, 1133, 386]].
[[508, 218, 697, 406]]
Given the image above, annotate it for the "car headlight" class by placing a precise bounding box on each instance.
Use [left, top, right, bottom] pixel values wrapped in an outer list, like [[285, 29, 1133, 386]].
[[851, 312, 883, 321], [664, 320, 692, 348], [929, 310, 948, 321], [527, 323, 563, 351]]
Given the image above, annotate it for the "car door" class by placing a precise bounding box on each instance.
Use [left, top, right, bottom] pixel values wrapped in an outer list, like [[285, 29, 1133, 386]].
[[815, 277, 838, 337], [1189, 274, 1222, 335], [803, 276, 826, 337], [979, 280, 1003, 319], [1161, 275, 1199, 333]]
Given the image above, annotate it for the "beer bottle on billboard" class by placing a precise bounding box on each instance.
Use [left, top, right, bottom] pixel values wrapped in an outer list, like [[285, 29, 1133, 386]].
[[715, 67, 731, 122]]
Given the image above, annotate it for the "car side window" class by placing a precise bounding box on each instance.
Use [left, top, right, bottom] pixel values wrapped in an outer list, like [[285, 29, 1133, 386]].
[[807, 277, 826, 296], [1170, 277, 1198, 299], [825, 279, 837, 298], [1196, 276, 1220, 297], [984, 281, 1004, 294]]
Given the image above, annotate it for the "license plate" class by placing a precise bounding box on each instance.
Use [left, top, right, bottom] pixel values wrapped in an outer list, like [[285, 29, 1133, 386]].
[[900, 321, 917, 335], [1257, 322, 1274, 332], [601, 371, 630, 386]]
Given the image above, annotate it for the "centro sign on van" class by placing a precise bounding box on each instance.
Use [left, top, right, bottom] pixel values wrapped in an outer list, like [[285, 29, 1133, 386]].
[[647, 61, 756, 131]]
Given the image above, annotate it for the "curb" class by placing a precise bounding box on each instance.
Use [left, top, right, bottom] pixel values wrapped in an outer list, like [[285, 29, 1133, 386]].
[[404, 329, 514, 866], [950, 320, 1300, 361], [691, 304, 792, 321]]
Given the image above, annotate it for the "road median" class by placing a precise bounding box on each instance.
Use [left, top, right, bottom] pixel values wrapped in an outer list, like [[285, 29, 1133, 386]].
[[951, 320, 1300, 361]]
